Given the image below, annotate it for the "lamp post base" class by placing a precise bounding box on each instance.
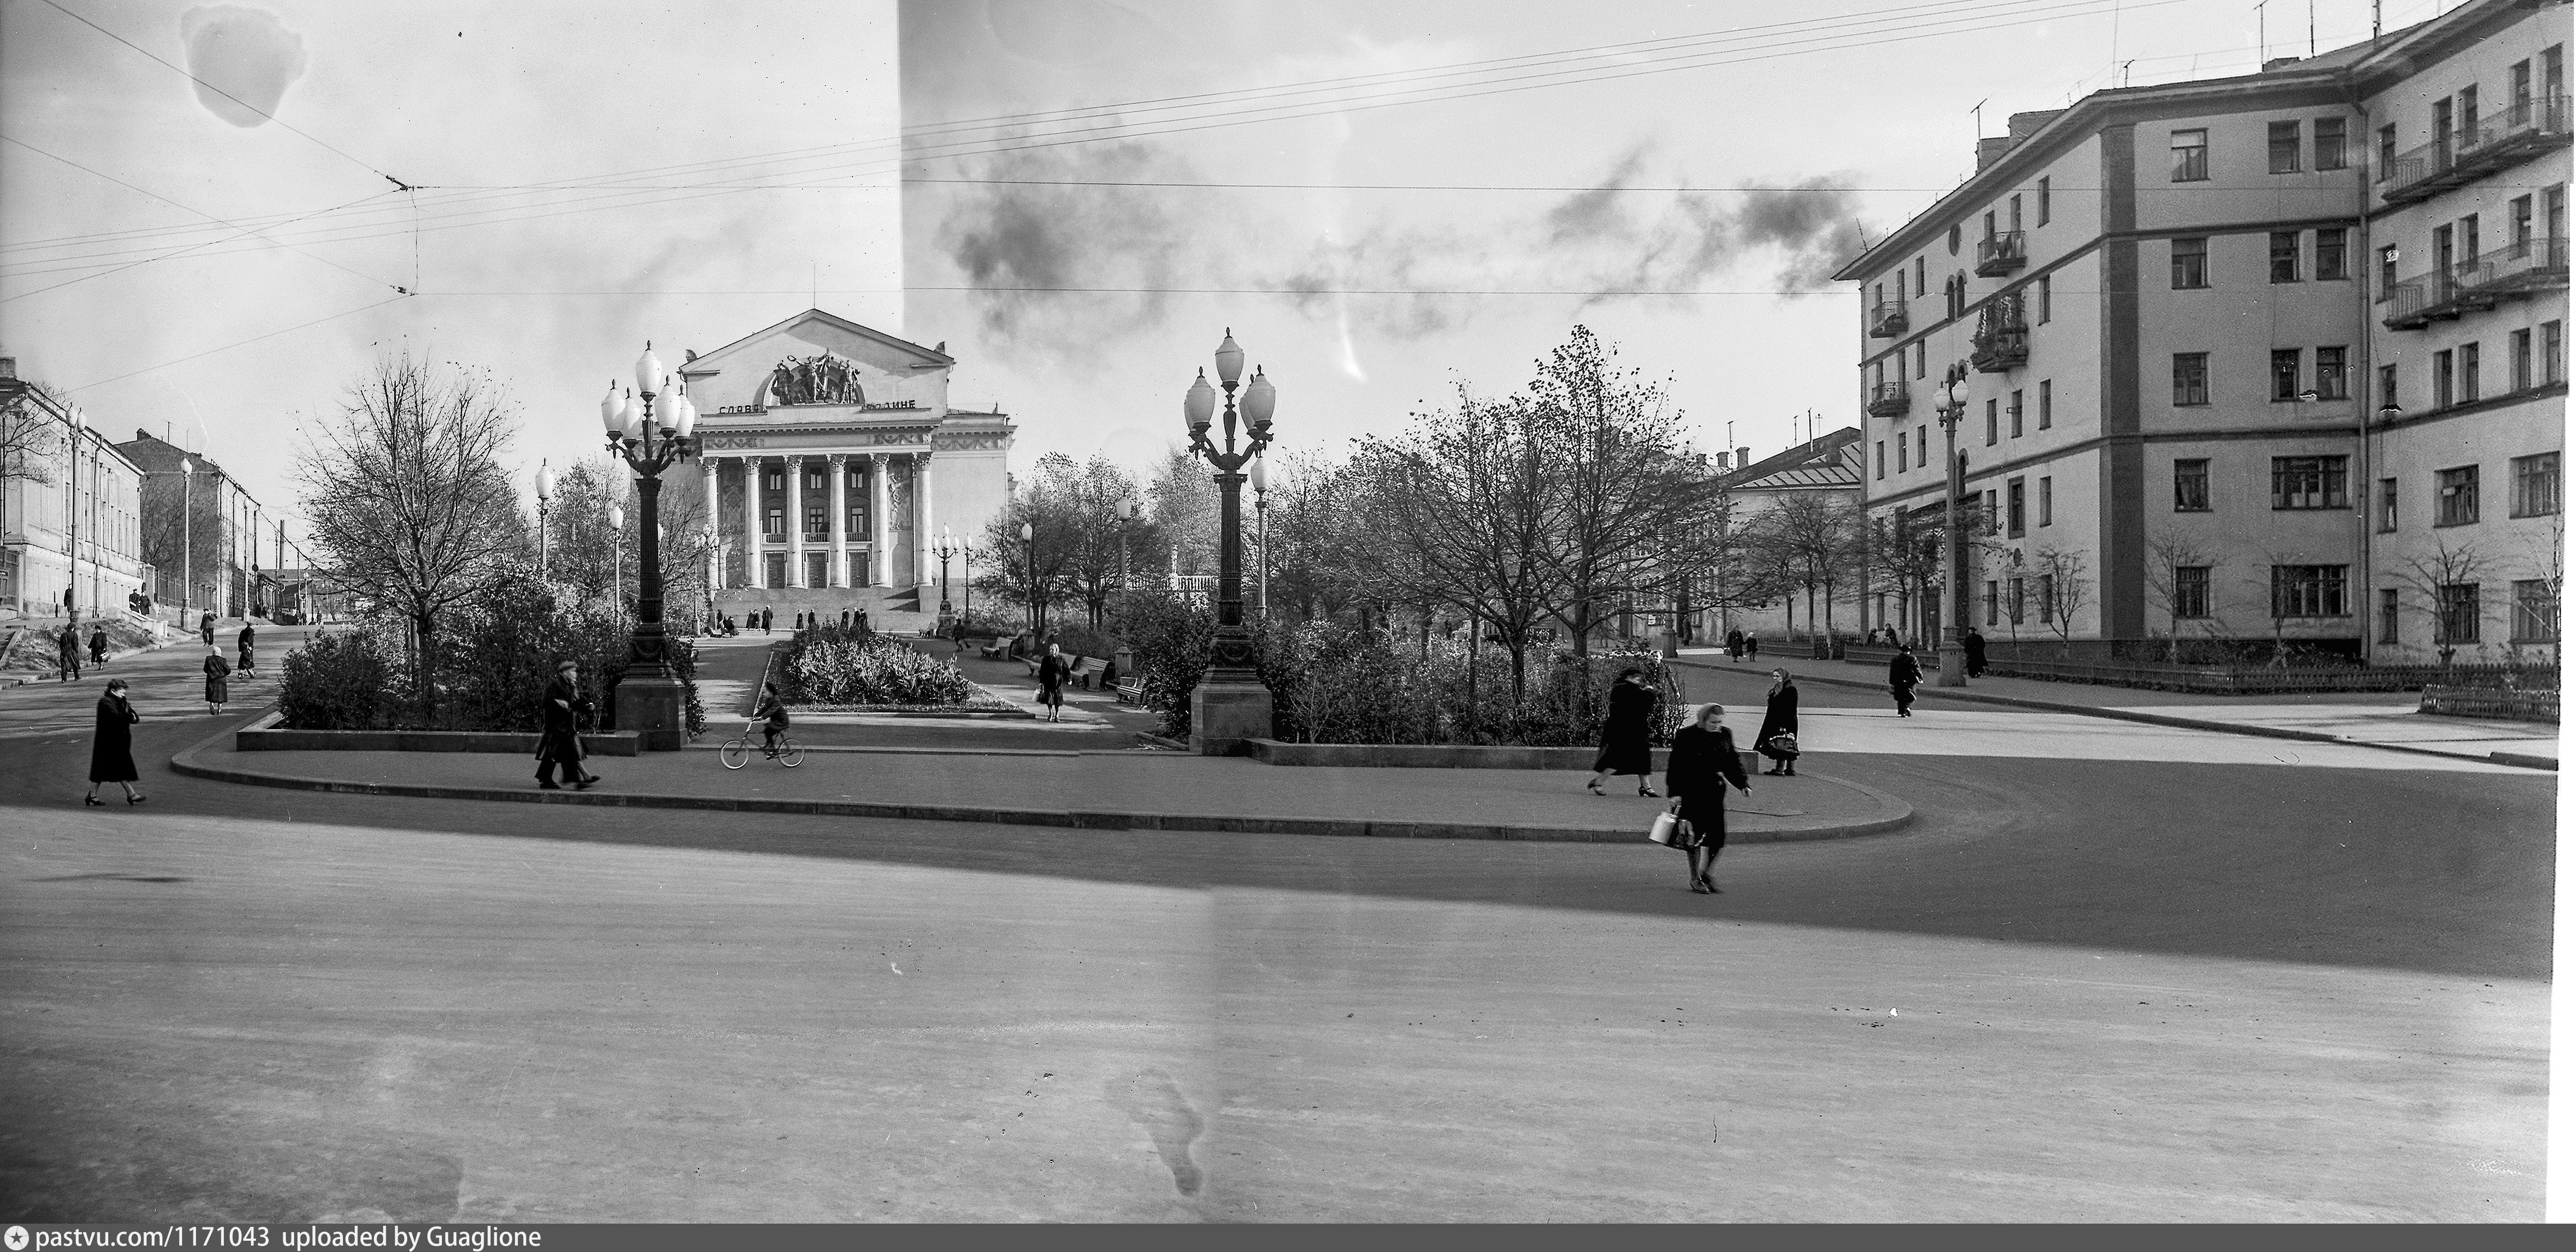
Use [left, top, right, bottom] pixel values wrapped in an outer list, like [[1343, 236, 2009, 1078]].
[[1189, 674, 1272, 756], [1935, 639, 1969, 688], [615, 674, 689, 751]]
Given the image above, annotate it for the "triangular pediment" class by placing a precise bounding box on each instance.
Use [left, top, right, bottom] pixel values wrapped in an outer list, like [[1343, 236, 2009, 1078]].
[[678, 309, 954, 414]]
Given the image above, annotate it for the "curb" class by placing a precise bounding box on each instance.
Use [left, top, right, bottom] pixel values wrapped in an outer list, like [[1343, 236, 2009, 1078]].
[[1676, 659, 2559, 772], [167, 731, 1913, 846]]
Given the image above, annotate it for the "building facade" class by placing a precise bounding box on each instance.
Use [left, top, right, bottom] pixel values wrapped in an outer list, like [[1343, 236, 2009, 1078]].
[[1836, 0, 2566, 661], [675, 310, 1012, 618], [1717, 429, 1866, 642], [1, 358, 152, 620], [117, 430, 273, 623]]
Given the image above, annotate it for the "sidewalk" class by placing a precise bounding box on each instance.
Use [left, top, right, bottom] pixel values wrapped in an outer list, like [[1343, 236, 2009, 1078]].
[[170, 723, 1913, 845], [1671, 648, 2558, 771]]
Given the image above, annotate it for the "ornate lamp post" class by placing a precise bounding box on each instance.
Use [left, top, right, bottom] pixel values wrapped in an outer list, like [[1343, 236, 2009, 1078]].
[[598, 342, 698, 749], [1933, 361, 1972, 688], [1020, 519, 1039, 635], [609, 503, 625, 608], [700, 523, 718, 635], [932, 526, 964, 630], [178, 458, 193, 630], [1180, 329, 1278, 753], [534, 460, 555, 580], [1249, 456, 1271, 620]]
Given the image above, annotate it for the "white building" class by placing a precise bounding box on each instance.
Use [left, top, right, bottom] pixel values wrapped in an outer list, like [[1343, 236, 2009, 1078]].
[[1, 357, 151, 621]]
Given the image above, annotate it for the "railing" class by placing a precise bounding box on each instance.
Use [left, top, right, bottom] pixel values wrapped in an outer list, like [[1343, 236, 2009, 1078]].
[[2378, 96, 2571, 205], [1974, 230, 2026, 277], [2384, 236, 2570, 329], [1867, 300, 1908, 337], [1847, 648, 2560, 694], [1970, 297, 2028, 372], [1865, 380, 1911, 417]]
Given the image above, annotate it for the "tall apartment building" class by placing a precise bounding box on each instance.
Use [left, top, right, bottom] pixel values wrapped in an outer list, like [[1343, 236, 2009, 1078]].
[[116, 429, 272, 621], [1836, 0, 2567, 661], [0, 357, 152, 619]]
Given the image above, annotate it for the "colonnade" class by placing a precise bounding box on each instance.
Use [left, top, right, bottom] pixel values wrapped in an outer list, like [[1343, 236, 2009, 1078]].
[[697, 450, 933, 591]]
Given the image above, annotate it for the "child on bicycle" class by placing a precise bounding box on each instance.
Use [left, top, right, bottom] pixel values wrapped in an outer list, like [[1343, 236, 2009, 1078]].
[[753, 682, 790, 757]]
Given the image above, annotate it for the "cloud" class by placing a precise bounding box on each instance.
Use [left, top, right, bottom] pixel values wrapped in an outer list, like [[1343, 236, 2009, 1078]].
[[179, 6, 310, 128]]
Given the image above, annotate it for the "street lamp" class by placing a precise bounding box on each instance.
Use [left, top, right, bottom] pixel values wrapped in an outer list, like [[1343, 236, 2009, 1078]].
[[1020, 519, 1038, 635], [1180, 328, 1279, 753], [534, 460, 555, 580], [597, 341, 698, 750], [1249, 456, 1271, 620], [609, 503, 625, 608], [179, 458, 193, 631], [932, 525, 964, 630], [700, 523, 718, 635], [1933, 362, 1972, 688]]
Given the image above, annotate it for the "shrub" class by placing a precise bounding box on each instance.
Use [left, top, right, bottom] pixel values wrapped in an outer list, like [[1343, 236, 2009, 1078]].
[[779, 630, 972, 706], [278, 628, 399, 730], [1045, 623, 1122, 660]]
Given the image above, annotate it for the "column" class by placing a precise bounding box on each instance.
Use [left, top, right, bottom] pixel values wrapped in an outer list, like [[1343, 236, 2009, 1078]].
[[700, 458, 720, 595], [784, 455, 806, 588], [827, 453, 848, 587], [741, 456, 765, 590], [868, 452, 891, 587], [913, 451, 935, 590]]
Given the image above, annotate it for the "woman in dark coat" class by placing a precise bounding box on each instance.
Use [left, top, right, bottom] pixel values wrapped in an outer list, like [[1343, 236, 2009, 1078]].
[[235, 623, 256, 676], [1755, 668, 1801, 775], [201, 645, 231, 714], [1586, 668, 1660, 797], [1035, 643, 1073, 722], [1889, 643, 1924, 718], [1724, 628, 1744, 661], [535, 659, 598, 790], [86, 677, 144, 806], [88, 627, 108, 666], [56, 624, 80, 682], [1665, 703, 1752, 893]]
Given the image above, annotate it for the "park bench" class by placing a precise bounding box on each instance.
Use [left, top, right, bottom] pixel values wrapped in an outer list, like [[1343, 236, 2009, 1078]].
[[1115, 678, 1145, 705], [979, 640, 1008, 660], [1070, 657, 1107, 690]]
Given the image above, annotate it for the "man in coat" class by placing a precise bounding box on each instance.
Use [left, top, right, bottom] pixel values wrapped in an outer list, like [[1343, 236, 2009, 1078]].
[[761, 607, 773, 634], [1963, 627, 1988, 678], [536, 660, 599, 790], [199, 611, 215, 647], [1889, 644, 1924, 718], [89, 625, 109, 667], [57, 623, 81, 682]]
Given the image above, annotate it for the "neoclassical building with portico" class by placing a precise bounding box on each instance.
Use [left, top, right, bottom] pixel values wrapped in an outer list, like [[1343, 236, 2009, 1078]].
[[678, 310, 1012, 619]]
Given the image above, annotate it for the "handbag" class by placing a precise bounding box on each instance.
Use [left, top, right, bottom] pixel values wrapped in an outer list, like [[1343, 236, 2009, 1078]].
[[1766, 732, 1799, 760], [1646, 812, 1681, 846]]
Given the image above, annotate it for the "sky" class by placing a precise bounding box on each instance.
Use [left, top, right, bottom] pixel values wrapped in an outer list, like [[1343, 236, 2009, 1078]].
[[0, 0, 2466, 552]]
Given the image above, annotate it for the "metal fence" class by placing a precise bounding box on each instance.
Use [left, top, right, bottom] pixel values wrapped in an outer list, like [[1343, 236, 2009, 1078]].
[[1843, 645, 2558, 695]]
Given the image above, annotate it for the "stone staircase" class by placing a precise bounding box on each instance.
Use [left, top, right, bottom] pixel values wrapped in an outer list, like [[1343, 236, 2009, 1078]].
[[711, 585, 942, 633]]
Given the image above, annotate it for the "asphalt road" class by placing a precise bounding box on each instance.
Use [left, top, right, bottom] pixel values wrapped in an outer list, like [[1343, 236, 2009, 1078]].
[[0, 628, 2553, 1220]]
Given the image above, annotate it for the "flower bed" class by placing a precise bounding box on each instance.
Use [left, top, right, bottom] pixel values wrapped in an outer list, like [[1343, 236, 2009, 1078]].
[[778, 625, 974, 707]]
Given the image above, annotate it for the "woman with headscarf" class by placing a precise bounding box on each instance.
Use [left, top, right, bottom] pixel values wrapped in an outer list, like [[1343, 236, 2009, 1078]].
[[236, 622, 257, 676], [201, 645, 231, 715], [1586, 667, 1661, 797], [1665, 703, 1752, 893], [85, 677, 144, 806], [1036, 643, 1073, 722], [1755, 668, 1800, 776]]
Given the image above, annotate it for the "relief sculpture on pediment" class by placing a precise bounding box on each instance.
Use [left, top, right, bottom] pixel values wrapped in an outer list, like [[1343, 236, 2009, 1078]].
[[767, 353, 867, 406]]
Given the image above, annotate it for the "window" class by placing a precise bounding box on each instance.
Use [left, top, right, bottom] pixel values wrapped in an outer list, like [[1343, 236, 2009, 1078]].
[[2272, 348, 2304, 400], [2377, 478, 2398, 532], [804, 504, 825, 536], [2037, 274, 2052, 323], [2171, 129, 2209, 180], [2172, 237, 2209, 289], [2175, 566, 2211, 619], [2010, 577, 2026, 624], [1914, 256, 1926, 295], [2270, 231, 2301, 283], [2009, 388, 2024, 437], [2377, 245, 2398, 301], [2007, 478, 2026, 536], [2009, 194, 2023, 232], [2038, 379, 2053, 428], [1985, 398, 1997, 446], [1874, 282, 1884, 309], [2510, 452, 2560, 517], [2271, 455, 2348, 509], [1984, 210, 1996, 240], [2173, 353, 2210, 405], [2269, 120, 2302, 173], [803, 468, 825, 491], [2460, 342, 2481, 403], [847, 506, 867, 537], [2315, 346, 2347, 399], [2461, 212, 2480, 263], [764, 470, 783, 491], [2316, 228, 2348, 281], [2039, 476, 2053, 526], [2511, 328, 2532, 391], [764, 508, 784, 537], [1985, 489, 2000, 536], [1913, 341, 1926, 379], [2437, 583, 2481, 644], [1949, 224, 1962, 254], [2435, 350, 2455, 408], [1896, 431, 1908, 471], [2377, 363, 2398, 412], [2545, 322, 2564, 385], [2436, 465, 2480, 526], [2271, 565, 2350, 618], [2512, 579, 2558, 642], [1873, 441, 1887, 479], [1986, 581, 1999, 625], [2174, 459, 2212, 511], [2460, 85, 2479, 135], [2038, 177, 2052, 224], [2376, 123, 2398, 175], [1917, 425, 1928, 464], [2378, 588, 2401, 644], [2511, 195, 2533, 248], [2315, 117, 2347, 170], [2513, 59, 2534, 117]]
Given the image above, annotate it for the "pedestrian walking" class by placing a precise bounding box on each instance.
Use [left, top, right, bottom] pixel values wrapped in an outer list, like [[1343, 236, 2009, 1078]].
[[1724, 628, 1744, 661], [84, 677, 145, 806], [1755, 668, 1801, 776], [201, 645, 231, 714], [761, 607, 773, 634], [857, 608, 872, 634], [199, 611, 215, 647], [535, 660, 599, 790], [1035, 643, 1073, 722], [1963, 627, 1988, 678], [236, 623, 256, 677], [1744, 633, 1760, 660], [1665, 703, 1752, 894], [1889, 643, 1924, 718], [57, 624, 81, 682], [1586, 667, 1661, 797], [88, 626, 109, 667], [841, 609, 852, 629]]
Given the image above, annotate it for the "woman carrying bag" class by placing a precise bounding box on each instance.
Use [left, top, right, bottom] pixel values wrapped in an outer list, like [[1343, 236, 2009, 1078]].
[[86, 678, 144, 806], [201, 645, 231, 715], [1755, 668, 1800, 776], [1586, 668, 1661, 797], [1665, 704, 1752, 894]]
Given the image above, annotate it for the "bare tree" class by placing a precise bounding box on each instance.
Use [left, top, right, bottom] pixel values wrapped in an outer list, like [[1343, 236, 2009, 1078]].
[[2514, 516, 2564, 668], [298, 355, 527, 693], [2027, 544, 2089, 657], [1864, 509, 1940, 645], [1, 378, 68, 491], [2387, 533, 2496, 667], [1744, 493, 1862, 641], [2142, 529, 2224, 661]]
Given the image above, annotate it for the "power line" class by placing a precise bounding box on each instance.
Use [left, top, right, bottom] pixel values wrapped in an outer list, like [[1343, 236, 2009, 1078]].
[[64, 292, 411, 394], [0, 188, 395, 301]]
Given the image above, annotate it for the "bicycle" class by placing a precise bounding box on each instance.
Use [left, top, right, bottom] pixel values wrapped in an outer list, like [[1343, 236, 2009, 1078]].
[[718, 718, 803, 769]]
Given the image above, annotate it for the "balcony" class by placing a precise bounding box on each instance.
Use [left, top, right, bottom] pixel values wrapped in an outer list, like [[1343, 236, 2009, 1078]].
[[1865, 380, 1911, 417], [2383, 236, 2570, 329], [1867, 300, 1908, 338], [1974, 230, 2026, 277], [2377, 97, 2571, 206], [1969, 295, 2028, 373]]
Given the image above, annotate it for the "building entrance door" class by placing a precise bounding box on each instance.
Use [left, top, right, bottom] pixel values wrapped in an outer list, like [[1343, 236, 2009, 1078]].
[[807, 553, 828, 589], [764, 553, 787, 587]]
